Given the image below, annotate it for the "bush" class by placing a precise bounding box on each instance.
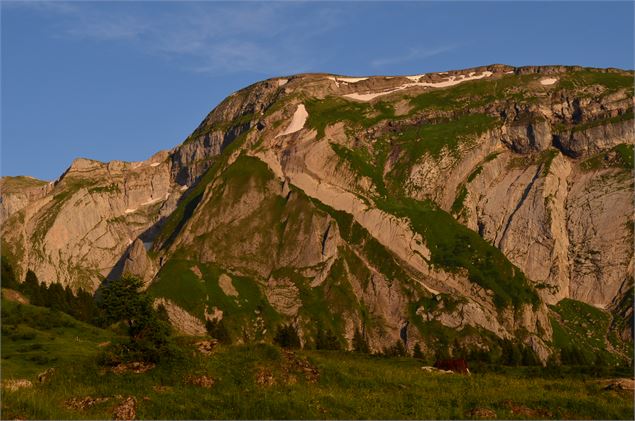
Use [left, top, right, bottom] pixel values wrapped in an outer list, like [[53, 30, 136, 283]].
[[206, 318, 231, 344], [273, 323, 301, 349], [352, 328, 369, 353], [413, 343, 424, 359], [1, 258, 19, 290], [560, 345, 589, 366], [383, 340, 407, 357], [315, 324, 341, 350]]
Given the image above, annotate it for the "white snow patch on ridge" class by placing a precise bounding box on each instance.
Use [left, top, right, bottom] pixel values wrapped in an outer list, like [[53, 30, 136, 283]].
[[276, 104, 308, 137], [344, 71, 494, 102], [327, 76, 368, 84], [540, 77, 558, 86], [405, 74, 426, 82], [338, 77, 368, 83]]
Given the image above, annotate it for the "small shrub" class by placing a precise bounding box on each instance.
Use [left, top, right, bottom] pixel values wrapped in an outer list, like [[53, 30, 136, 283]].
[[352, 328, 370, 353], [412, 343, 424, 359], [383, 340, 407, 357], [315, 324, 341, 351], [205, 318, 231, 344], [273, 324, 301, 349]]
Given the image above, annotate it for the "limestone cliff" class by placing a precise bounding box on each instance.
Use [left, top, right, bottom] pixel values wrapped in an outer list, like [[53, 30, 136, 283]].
[[2, 64, 632, 361]]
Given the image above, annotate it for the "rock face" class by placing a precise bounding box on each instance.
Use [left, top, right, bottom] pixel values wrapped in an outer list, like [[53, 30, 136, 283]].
[[0, 176, 52, 221], [121, 239, 156, 285], [2, 65, 633, 360]]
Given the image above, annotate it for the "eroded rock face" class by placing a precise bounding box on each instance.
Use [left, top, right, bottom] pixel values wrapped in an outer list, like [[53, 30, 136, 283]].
[[1, 153, 178, 290], [122, 239, 156, 285], [2, 65, 633, 357], [0, 83, 271, 289], [0, 176, 53, 222], [152, 298, 206, 336]]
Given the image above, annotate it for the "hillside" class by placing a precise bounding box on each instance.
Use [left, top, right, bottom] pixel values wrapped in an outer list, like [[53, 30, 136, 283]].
[[1, 64, 633, 362], [1, 298, 633, 420]]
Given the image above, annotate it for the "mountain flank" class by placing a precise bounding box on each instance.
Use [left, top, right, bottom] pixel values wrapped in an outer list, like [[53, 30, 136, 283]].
[[2, 64, 633, 363]]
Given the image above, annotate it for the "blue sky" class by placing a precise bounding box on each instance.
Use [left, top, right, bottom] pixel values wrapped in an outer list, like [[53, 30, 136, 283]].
[[2, 1, 633, 180]]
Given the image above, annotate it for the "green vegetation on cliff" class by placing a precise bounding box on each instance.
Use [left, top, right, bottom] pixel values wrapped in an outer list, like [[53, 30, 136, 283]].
[[581, 143, 634, 171], [306, 97, 395, 138], [378, 198, 538, 309], [549, 298, 633, 366], [558, 70, 634, 93]]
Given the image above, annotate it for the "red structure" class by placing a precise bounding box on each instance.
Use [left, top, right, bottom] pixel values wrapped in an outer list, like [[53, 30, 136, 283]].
[[433, 358, 470, 374]]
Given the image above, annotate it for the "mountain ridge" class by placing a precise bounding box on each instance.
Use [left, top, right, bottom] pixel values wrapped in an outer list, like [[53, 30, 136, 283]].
[[2, 63, 633, 362]]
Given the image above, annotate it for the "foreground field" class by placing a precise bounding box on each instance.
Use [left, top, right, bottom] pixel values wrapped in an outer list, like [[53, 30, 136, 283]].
[[1, 300, 633, 420]]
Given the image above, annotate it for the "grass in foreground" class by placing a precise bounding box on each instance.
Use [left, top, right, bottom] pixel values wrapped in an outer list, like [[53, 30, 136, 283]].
[[2, 300, 633, 420], [3, 343, 634, 420]]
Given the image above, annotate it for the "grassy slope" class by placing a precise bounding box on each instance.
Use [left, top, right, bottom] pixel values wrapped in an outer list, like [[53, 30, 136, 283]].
[[2, 298, 633, 420], [0, 176, 49, 193], [1, 299, 115, 379], [149, 259, 282, 341], [549, 298, 634, 365], [3, 332, 633, 419], [580, 143, 635, 171], [379, 198, 538, 309]]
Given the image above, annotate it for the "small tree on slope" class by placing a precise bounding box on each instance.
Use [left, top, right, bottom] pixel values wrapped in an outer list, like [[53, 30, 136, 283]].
[[98, 275, 173, 363]]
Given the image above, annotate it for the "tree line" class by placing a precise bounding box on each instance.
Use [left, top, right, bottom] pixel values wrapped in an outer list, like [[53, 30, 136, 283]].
[[2, 261, 100, 324]]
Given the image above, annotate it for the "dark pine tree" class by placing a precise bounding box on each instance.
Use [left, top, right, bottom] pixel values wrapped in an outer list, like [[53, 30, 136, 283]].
[[206, 318, 232, 344], [352, 328, 370, 353], [413, 342, 424, 359], [273, 323, 301, 349], [1, 259, 19, 290]]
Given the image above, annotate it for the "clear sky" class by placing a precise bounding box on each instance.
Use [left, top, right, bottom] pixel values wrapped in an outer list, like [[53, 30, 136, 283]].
[[2, 1, 633, 180]]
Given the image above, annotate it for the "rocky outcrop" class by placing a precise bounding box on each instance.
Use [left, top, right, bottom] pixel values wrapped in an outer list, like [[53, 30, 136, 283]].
[[0, 176, 53, 222], [152, 298, 206, 336], [122, 239, 156, 285], [556, 119, 634, 158], [2, 65, 632, 359]]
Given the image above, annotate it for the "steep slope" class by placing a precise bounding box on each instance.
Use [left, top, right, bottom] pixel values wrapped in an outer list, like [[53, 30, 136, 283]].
[[2, 64, 633, 360]]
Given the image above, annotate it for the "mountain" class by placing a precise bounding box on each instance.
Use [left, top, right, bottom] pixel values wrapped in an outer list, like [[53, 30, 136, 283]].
[[2, 64, 633, 362]]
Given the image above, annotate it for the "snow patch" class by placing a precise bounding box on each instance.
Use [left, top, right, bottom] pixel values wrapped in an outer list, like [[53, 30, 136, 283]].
[[276, 104, 308, 137], [125, 208, 137, 214], [327, 76, 368, 84], [337, 77, 368, 83], [343, 71, 494, 102], [405, 73, 426, 82], [150, 162, 160, 167], [540, 77, 558, 86]]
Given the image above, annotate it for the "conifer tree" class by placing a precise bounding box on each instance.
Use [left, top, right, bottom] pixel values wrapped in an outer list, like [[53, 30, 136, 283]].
[[352, 328, 370, 353]]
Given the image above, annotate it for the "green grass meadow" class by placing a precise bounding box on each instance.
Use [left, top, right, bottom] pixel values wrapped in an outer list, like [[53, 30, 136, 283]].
[[2, 299, 634, 420]]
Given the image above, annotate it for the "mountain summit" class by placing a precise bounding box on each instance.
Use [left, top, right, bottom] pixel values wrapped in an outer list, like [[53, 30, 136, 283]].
[[2, 64, 633, 361]]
